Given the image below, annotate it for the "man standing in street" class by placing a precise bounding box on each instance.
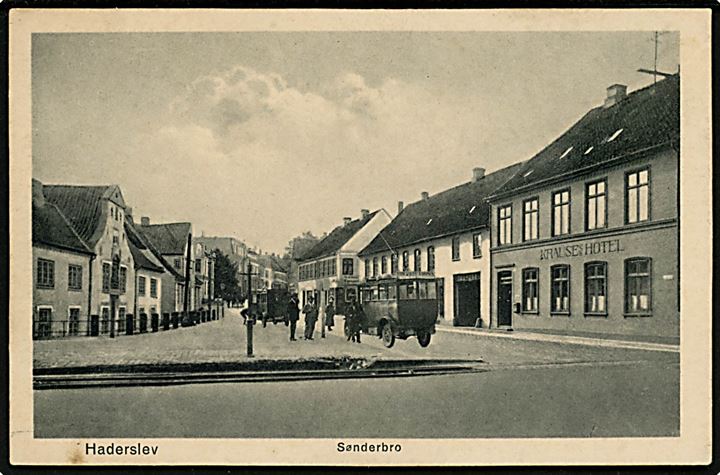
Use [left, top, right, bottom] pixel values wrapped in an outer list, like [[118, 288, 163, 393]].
[[325, 297, 336, 332], [287, 293, 300, 341], [302, 296, 318, 340]]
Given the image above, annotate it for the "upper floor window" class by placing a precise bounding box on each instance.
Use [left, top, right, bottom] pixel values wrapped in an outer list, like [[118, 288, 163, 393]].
[[451, 236, 461, 261], [174, 258, 181, 270], [381, 256, 388, 274], [550, 265, 570, 313], [626, 169, 650, 224], [552, 190, 571, 236], [402, 251, 409, 271], [472, 233, 482, 258], [138, 276, 147, 296], [586, 179, 607, 231], [498, 204, 512, 245], [391, 254, 398, 273], [119, 266, 127, 293], [102, 262, 111, 293], [372, 257, 379, 277], [342, 258, 354, 276], [584, 261, 607, 315], [150, 278, 158, 298], [522, 268, 539, 313], [427, 246, 435, 271], [523, 198, 539, 241], [68, 264, 82, 291], [37, 258, 55, 289], [413, 249, 422, 271], [365, 259, 370, 278], [625, 257, 652, 314], [195, 259, 202, 273], [112, 229, 119, 246]]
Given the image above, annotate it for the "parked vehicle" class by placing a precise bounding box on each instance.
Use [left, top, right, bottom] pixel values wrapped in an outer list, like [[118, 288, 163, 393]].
[[357, 275, 438, 348], [257, 288, 291, 327]]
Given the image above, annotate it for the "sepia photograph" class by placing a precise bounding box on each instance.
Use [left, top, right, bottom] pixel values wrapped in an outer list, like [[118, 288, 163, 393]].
[[8, 9, 712, 466]]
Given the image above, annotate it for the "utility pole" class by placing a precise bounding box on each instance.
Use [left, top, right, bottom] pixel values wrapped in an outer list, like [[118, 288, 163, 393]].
[[182, 232, 192, 326], [239, 262, 258, 357]]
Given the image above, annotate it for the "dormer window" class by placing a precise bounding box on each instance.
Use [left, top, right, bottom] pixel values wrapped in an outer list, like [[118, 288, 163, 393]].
[[606, 128, 624, 143]]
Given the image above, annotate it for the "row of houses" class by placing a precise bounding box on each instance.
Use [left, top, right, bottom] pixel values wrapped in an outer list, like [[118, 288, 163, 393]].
[[296, 74, 679, 339], [32, 181, 217, 339]]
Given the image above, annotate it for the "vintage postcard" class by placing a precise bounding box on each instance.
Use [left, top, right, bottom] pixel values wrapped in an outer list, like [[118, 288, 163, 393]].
[[8, 8, 712, 466]]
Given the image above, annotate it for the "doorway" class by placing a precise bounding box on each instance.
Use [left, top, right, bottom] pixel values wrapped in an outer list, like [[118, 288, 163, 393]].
[[497, 271, 513, 327], [453, 272, 480, 326]]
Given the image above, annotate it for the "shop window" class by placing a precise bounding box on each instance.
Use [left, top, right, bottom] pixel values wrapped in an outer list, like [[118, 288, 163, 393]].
[[498, 204, 512, 245], [552, 189, 571, 236], [472, 233, 482, 258], [391, 254, 399, 273], [625, 258, 652, 314], [451, 236, 460, 261], [523, 198, 539, 241], [414, 249, 422, 271], [522, 268, 539, 313], [586, 179, 607, 231], [550, 265, 570, 314], [37, 258, 55, 289], [626, 169, 650, 224], [342, 258, 354, 276], [68, 264, 83, 291], [584, 261, 608, 315], [402, 251, 409, 271], [427, 246, 435, 271], [138, 276, 147, 296]]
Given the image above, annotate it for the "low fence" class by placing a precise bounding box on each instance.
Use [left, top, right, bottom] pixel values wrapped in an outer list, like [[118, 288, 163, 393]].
[[32, 307, 224, 340]]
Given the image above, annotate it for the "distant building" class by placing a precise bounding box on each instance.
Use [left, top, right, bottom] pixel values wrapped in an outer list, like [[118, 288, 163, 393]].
[[194, 236, 247, 296], [359, 164, 523, 326], [31, 180, 94, 338], [296, 209, 392, 313], [125, 220, 166, 319], [43, 182, 135, 336], [255, 253, 289, 290], [488, 75, 679, 338]]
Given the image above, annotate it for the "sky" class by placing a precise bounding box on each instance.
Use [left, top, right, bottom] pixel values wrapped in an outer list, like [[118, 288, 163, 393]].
[[32, 31, 679, 254]]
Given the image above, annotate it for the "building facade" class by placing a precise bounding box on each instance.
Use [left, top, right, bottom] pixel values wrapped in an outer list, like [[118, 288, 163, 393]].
[[488, 76, 679, 338], [297, 209, 392, 313], [359, 164, 522, 326], [194, 236, 247, 297]]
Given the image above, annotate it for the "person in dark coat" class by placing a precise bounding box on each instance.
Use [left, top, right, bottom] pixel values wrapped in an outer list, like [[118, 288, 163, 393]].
[[345, 300, 364, 343], [325, 298, 336, 331], [287, 293, 300, 341], [302, 296, 318, 340]]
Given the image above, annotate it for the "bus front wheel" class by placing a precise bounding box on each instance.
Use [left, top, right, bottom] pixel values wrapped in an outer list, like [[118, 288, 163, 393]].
[[381, 323, 395, 348], [417, 331, 431, 348]]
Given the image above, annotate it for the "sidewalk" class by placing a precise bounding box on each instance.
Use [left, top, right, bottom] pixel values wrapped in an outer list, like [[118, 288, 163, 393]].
[[435, 325, 679, 353]]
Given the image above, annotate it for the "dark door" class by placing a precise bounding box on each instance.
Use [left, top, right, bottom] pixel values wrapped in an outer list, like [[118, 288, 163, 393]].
[[497, 271, 513, 326], [436, 278, 445, 320], [453, 273, 480, 326]]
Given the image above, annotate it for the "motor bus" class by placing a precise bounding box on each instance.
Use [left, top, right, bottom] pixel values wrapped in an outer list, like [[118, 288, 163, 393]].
[[357, 274, 438, 348], [255, 288, 291, 327]]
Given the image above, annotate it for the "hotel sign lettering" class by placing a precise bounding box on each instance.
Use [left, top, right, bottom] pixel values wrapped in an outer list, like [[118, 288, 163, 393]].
[[539, 238, 624, 261]]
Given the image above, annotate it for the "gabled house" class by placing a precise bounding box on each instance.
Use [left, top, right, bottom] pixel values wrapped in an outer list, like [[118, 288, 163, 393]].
[[125, 219, 166, 320], [43, 182, 135, 336], [296, 209, 392, 313], [32, 179, 95, 338], [358, 164, 523, 326]]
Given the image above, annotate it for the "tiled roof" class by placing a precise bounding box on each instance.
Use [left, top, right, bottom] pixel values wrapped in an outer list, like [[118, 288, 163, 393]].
[[359, 163, 524, 256], [125, 221, 166, 273], [490, 74, 680, 199], [42, 184, 115, 246], [32, 202, 94, 255], [297, 210, 380, 262], [137, 222, 191, 256]]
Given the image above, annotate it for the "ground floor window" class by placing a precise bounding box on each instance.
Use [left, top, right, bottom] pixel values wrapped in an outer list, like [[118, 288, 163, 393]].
[[550, 265, 570, 314], [117, 306, 126, 333], [100, 306, 110, 333], [68, 307, 81, 336], [584, 261, 607, 315], [522, 268, 539, 312], [625, 257, 652, 314], [36, 307, 52, 339]]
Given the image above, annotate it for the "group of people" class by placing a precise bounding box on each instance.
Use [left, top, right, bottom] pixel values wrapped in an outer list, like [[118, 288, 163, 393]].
[[285, 293, 365, 343]]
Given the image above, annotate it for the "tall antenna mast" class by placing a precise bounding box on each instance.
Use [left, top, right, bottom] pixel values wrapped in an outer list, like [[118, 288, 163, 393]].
[[653, 31, 659, 84]]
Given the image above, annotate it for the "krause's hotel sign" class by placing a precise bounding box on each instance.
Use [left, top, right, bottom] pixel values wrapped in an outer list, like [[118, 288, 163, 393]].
[[539, 238, 624, 261]]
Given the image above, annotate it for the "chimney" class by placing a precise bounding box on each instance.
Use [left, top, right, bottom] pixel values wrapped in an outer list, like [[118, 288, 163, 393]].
[[472, 167, 486, 182], [604, 84, 627, 108], [361, 209, 370, 219], [31, 179, 45, 206], [140, 216, 150, 226], [397, 201, 404, 214], [421, 191, 429, 201], [343, 217, 352, 226]]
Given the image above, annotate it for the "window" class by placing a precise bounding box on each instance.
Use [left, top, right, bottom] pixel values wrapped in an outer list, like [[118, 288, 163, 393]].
[[330, 259, 336, 276], [399, 282, 417, 300], [418, 281, 428, 299], [342, 258, 354, 276], [101, 307, 110, 334], [585, 262, 608, 315], [36, 307, 52, 339], [625, 258, 652, 314], [427, 281, 437, 299], [451, 236, 460, 261], [378, 284, 388, 300], [498, 204, 512, 245], [472, 233, 482, 258], [523, 198, 539, 241], [68, 264, 82, 290], [112, 229, 119, 246], [586, 179, 607, 230], [138, 276, 147, 296], [195, 259, 202, 272], [427, 246, 435, 272], [364, 259, 370, 278], [150, 278, 158, 298], [102, 262, 111, 293], [37, 259, 54, 289], [551, 265, 570, 314], [402, 251, 409, 271], [522, 268, 539, 313], [117, 306, 126, 333], [552, 190, 571, 236], [626, 169, 650, 224], [119, 266, 127, 293], [372, 257, 379, 277], [381, 256, 388, 274], [414, 249, 422, 271], [68, 307, 81, 336], [391, 254, 398, 273], [174, 258, 181, 269]]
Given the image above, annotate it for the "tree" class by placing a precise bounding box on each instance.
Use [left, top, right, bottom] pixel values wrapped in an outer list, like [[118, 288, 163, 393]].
[[282, 232, 321, 290], [213, 249, 243, 303]]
